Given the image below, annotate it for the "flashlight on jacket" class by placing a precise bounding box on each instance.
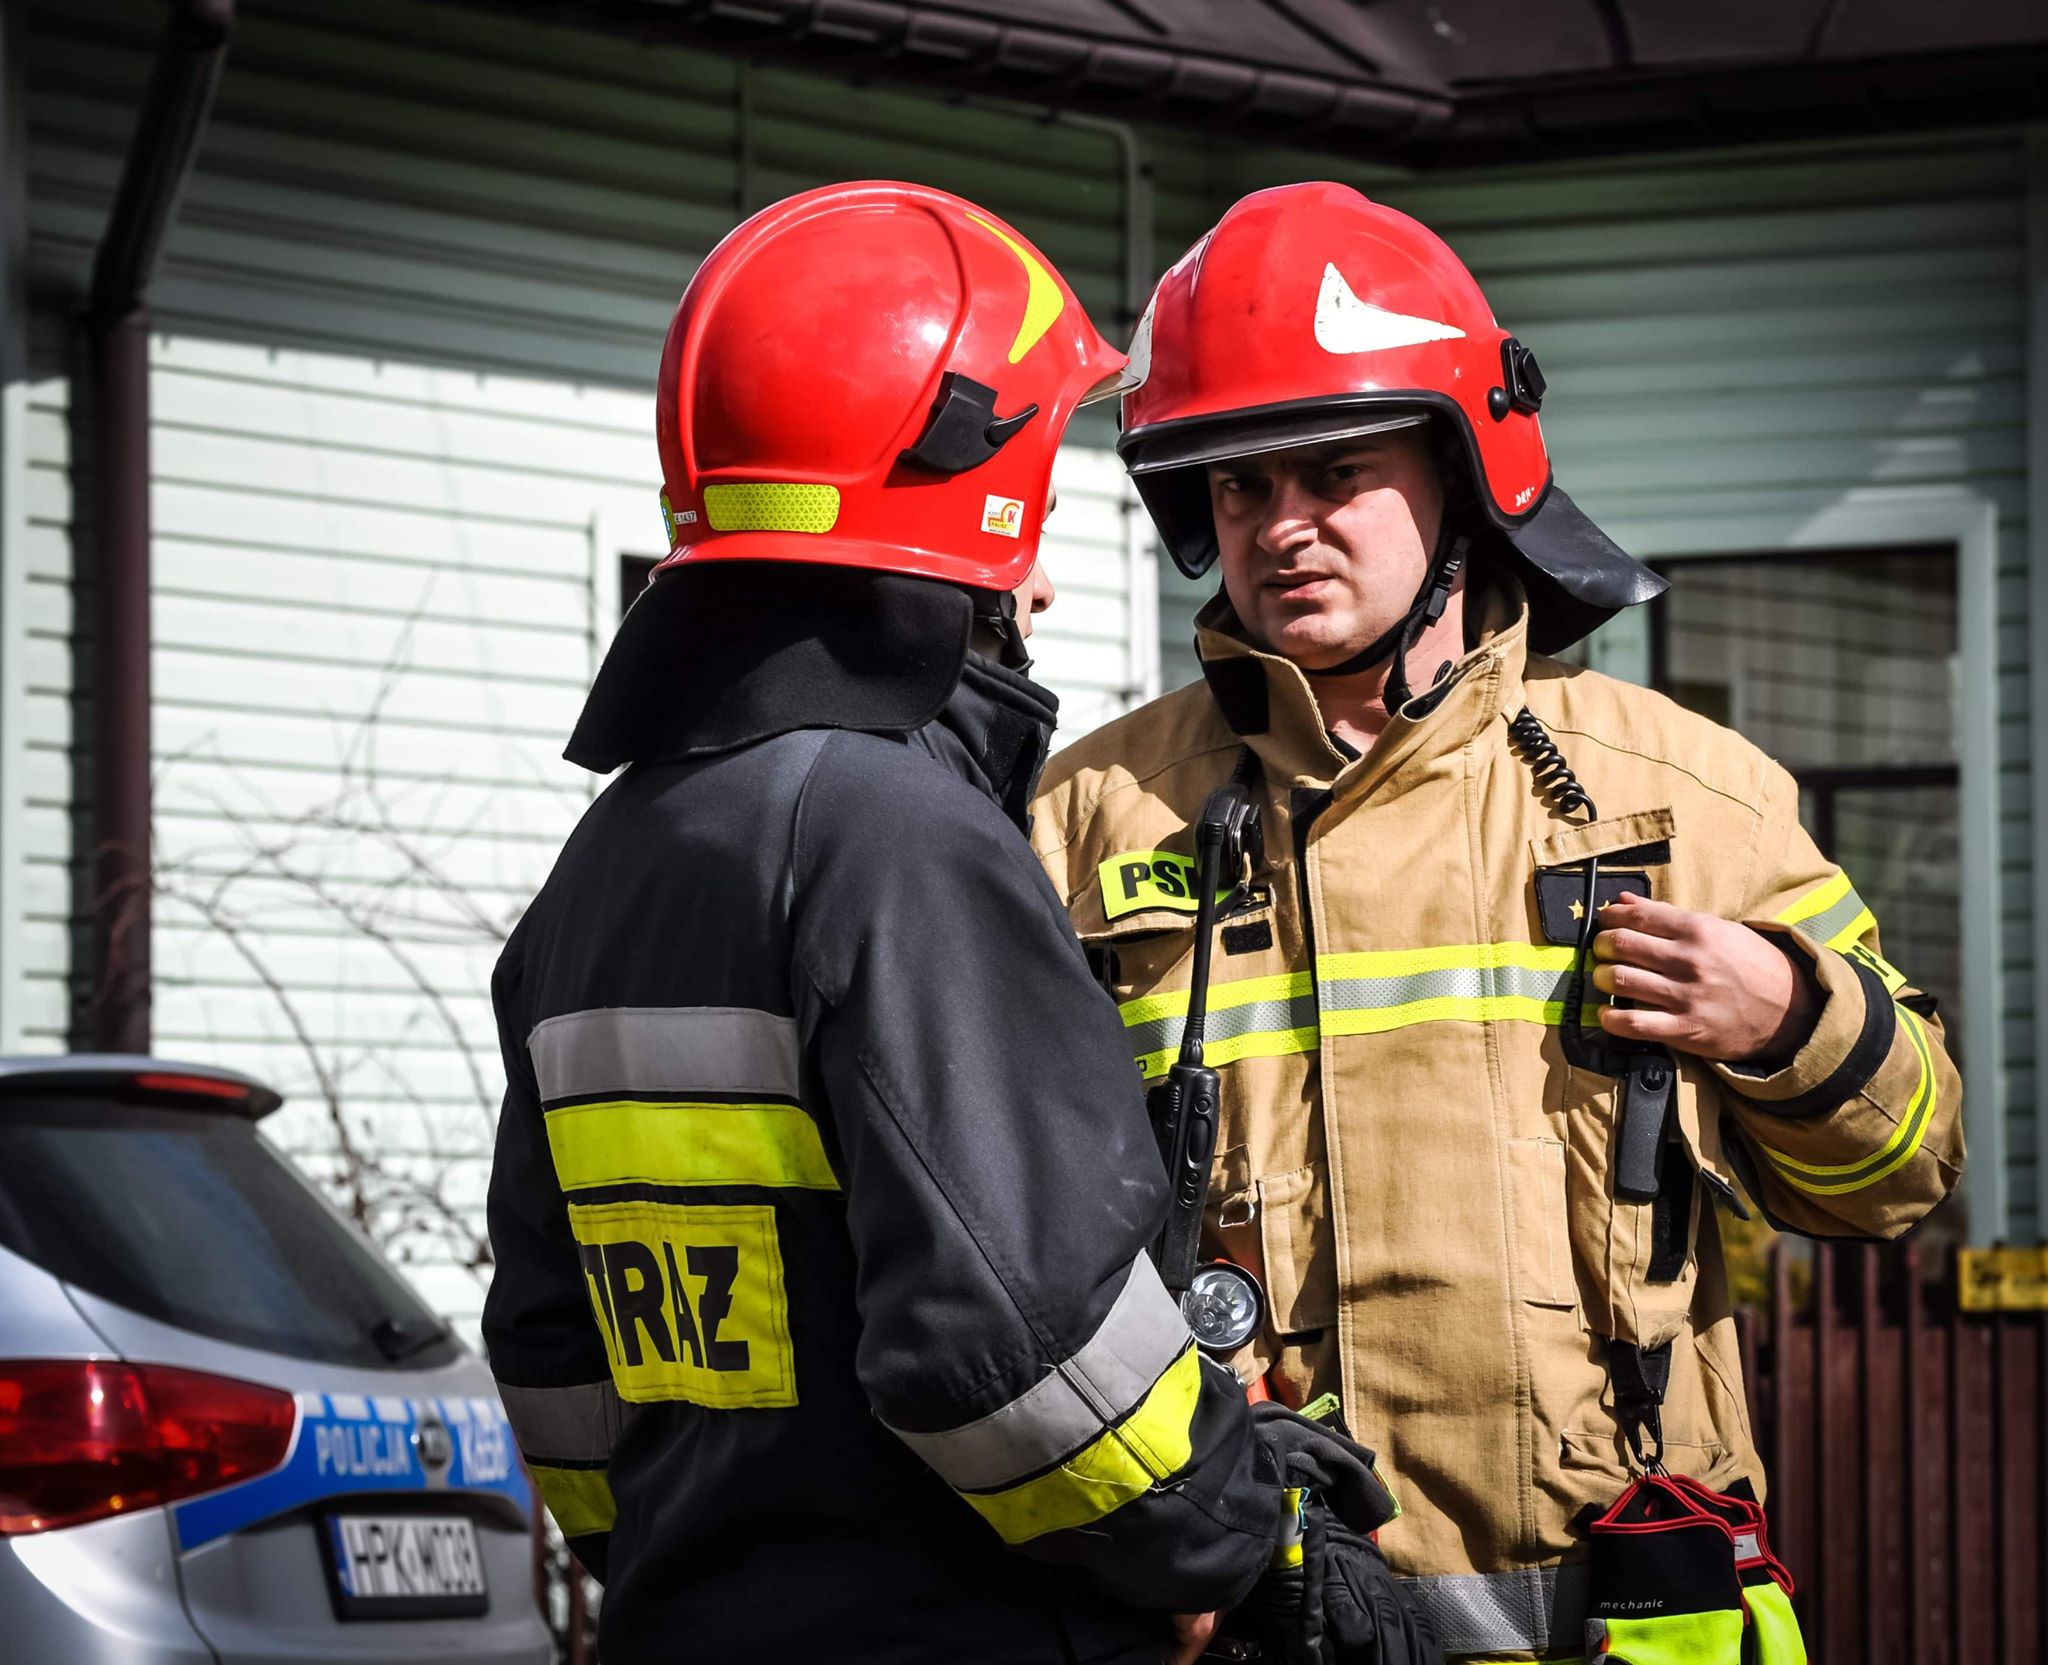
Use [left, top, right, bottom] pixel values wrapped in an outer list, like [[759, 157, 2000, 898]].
[[1151, 780, 1266, 1356]]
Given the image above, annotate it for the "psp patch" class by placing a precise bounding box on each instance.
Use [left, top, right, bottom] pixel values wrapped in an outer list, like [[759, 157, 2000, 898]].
[[569, 1199, 797, 1409], [1098, 848, 1230, 922]]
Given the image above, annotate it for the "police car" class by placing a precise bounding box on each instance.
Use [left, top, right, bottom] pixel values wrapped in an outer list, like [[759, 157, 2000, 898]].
[[0, 1056, 548, 1663]]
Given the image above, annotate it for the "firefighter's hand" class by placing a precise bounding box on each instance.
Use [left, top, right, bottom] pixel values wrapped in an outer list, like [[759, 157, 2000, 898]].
[[1169, 1611, 1219, 1664], [1591, 896, 1819, 1065]]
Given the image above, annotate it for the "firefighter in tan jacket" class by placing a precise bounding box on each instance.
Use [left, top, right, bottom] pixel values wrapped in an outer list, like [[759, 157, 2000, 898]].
[[1032, 184, 1962, 1662]]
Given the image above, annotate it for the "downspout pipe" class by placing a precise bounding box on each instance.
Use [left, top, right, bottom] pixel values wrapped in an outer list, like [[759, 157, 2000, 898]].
[[81, 0, 232, 1053]]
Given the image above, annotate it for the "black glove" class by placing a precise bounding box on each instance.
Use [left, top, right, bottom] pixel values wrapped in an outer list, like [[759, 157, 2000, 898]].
[[1230, 1406, 1443, 1665], [1248, 1402, 1399, 1533]]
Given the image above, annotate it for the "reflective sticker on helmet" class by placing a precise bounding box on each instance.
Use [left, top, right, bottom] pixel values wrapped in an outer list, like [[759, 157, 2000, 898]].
[[1313, 263, 1466, 356], [983, 495, 1025, 538], [659, 490, 698, 544], [703, 483, 840, 534], [966, 213, 1066, 365]]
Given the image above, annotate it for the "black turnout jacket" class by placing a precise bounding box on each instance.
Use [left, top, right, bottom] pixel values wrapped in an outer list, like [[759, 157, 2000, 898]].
[[484, 570, 1277, 1664]]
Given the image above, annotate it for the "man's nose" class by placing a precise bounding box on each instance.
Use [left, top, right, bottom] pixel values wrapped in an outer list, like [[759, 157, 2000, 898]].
[[1254, 478, 1319, 558]]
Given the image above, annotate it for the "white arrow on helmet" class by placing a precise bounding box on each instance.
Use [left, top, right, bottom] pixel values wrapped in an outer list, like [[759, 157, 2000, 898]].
[[1313, 262, 1466, 355]]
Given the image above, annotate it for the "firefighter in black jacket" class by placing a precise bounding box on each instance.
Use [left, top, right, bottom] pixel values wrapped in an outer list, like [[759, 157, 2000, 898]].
[[483, 183, 1403, 1664]]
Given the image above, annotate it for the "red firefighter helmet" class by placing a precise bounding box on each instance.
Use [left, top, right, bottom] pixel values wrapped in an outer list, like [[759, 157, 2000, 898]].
[[653, 181, 1130, 595], [1120, 182, 1660, 651]]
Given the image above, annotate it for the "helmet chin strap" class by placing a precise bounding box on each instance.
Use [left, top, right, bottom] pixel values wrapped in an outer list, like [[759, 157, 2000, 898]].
[[971, 589, 1034, 672], [1302, 528, 1470, 718]]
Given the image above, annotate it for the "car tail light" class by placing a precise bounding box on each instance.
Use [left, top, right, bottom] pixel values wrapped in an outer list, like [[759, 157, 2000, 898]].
[[130, 1071, 253, 1103], [0, 1360, 297, 1535]]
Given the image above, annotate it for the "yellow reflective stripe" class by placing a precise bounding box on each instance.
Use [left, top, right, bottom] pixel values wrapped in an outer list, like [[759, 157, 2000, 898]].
[[1116, 946, 1605, 1078], [1118, 970, 1308, 1028], [1317, 941, 1577, 979], [702, 482, 840, 534], [1131, 1024, 1319, 1082], [1321, 993, 1601, 1036], [961, 1346, 1200, 1544], [545, 1100, 839, 1192], [1319, 943, 1591, 1037], [1777, 869, 1853, 929], [1762, 1006, 1937, 1195], [1823, 907, 1878, 952], [965, 213, 1066, 363], [531, 1465, 616, 1537]]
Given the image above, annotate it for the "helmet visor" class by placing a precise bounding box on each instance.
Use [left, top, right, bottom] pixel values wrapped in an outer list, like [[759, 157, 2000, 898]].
[[1080, 354, 1146, 408], [1124, 402, 1429, 475]]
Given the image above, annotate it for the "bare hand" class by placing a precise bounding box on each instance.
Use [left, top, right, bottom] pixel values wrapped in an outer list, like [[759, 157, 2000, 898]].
[[1169, 1611, 1220, 1664], [1591, 895, 1818, 1065]]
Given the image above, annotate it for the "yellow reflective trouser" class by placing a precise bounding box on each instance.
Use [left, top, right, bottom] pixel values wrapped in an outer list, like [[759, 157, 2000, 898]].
[[1743, 1579, 1808, 1665], [1587, 1611, 1744, 1661]]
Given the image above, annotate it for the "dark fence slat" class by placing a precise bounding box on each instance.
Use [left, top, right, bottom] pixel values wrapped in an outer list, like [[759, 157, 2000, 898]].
[[1953, 1299, 1999, 1663], [1997, 1313, 2040, 1665], [1866, 1253, 1910, 1665]]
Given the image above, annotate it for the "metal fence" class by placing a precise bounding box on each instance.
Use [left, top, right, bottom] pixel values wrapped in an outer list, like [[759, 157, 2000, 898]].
[[528, 1241, 2043, 1664]]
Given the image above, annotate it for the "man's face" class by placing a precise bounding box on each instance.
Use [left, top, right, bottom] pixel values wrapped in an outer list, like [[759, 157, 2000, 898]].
[[1206, 428, 1444, 670], [1008, 483, 1059, 640], [1010, 557, 1055, 638]]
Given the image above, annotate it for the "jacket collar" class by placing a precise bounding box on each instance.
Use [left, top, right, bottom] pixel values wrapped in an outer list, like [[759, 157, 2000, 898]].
[[909, 652, 1060, 831], [1192, 574, 1531, 795], [566, 564, 974, 773], [563, 560, 1057, 828]]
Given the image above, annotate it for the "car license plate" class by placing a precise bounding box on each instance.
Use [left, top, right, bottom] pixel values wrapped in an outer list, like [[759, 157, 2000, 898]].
[[322, 1514, 488, 1620]]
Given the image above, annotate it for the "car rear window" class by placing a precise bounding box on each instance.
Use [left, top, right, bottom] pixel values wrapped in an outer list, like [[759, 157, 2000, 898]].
[[0, 1098, 457, 1369]]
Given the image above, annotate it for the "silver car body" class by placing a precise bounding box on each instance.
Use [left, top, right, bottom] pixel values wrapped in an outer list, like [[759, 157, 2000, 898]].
[[0, 1059, 549, 1665]]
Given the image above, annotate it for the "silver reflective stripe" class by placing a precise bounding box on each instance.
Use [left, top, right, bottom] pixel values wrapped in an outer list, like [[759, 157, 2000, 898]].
[[1398, 1562, 1588, 1657], [529, 1006, 799, 1104], [886, 1255, 1193, 1492], [1320, 961, 1571, 1012], [497, 1379, 635, 1465], [1792, 883, 1870, 950], [1125, 992, 1318, 1060], [1733, 1529, 1762, 1563]]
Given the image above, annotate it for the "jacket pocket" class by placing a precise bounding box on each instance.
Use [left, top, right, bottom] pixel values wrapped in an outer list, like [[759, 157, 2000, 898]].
[[1507, 1136, 1577, 1310], [1078, 917, 1195, 999], [1256, 1161, 1337, 1335], [1204, 1142, 1258, 1273], [1530, 806, 1676, 873]]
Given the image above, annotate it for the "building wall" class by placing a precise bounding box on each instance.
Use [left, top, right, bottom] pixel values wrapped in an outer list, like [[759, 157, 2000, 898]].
[[3, 0, 2032, 1325], [1159, 131, 2033, 1240], [6, 0, 1190, 1326]]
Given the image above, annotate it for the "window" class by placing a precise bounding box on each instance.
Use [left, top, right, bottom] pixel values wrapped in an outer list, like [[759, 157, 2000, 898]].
[[1648, 549, 1960, 1027], [0, 1101, 456, 1369]]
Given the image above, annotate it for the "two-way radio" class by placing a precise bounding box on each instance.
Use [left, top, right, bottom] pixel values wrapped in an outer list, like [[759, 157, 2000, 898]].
[[1150, 771, 1268, 1357]]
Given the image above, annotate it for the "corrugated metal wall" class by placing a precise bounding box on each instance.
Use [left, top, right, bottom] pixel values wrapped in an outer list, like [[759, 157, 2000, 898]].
[[1158, 132, 2032, 1239], [10, 0, 1192, 1324]]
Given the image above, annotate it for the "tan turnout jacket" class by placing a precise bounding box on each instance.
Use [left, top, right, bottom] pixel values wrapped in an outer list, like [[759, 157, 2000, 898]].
[[1031, 581, 1962, 1660]]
